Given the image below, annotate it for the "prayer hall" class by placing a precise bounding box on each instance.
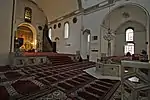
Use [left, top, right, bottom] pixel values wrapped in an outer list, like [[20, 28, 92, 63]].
[[0, 0, 150, 100]]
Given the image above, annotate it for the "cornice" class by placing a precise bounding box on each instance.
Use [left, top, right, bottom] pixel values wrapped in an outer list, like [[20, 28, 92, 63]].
[[49, 0, 117, 25]]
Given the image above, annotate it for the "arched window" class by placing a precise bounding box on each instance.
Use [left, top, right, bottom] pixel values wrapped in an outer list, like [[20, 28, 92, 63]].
[[49, 28, 52, 40], [124, 28, 134, 55], [88, 34, 91, 43], [126, 28, 134, 41], [64, 22, 69, 39]]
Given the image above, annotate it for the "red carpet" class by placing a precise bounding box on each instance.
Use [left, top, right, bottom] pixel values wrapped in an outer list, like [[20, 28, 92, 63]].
[[0, 86, 9, 100], [12, 80, 40, 95], [0, 55, 120, 100]]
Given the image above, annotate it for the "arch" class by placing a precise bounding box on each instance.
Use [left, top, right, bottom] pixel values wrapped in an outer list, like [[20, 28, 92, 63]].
[[100, 3, 150, 56], [83, 29, 91, 43], [16, 22, 37, 50], [115, 20, 146, 34], [125, 27, 134, 32], [114, 20, 147, 55], [101, 3, 149, 25], [83, 29, 91, 35], [100, 3, 149, 33]]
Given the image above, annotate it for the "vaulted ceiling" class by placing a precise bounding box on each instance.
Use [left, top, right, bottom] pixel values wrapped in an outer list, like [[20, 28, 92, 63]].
[[34, 0, 79, 22]]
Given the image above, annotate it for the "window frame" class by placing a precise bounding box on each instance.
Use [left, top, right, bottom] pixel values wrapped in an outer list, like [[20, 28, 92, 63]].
[[88, 34, 91, 43], [124, 43, 135, 55], [24, 7, 32, 23], [64, 22, 70, 39], [124, 27, 135, 55], [125, 28, 134, 42], [48, 27, 52, 40]]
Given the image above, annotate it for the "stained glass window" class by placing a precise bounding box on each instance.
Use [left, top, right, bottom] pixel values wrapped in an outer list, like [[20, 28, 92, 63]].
[[24, 7, 32, 23]]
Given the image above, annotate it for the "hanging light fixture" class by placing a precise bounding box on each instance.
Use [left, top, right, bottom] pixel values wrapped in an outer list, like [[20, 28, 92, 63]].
[[103, 4, 115, 56]]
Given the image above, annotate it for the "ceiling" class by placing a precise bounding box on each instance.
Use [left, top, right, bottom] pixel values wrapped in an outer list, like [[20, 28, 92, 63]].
[[102, 4, 147, 33], [34, 0, 79, 22]]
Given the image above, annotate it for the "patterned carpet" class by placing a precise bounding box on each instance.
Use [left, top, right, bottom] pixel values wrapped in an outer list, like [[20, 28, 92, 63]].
[[0, 58, 120, 100]]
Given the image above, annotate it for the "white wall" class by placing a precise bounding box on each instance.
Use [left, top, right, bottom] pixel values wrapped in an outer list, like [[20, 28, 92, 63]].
[[81, 0, 108, 9], [44, 0, 150, 62], [114, 21, 146, 56], [83, 8, 108, 61], [0, 0, 13, 65], [50, 15, 82, 54], [82, 0, 150, 61]]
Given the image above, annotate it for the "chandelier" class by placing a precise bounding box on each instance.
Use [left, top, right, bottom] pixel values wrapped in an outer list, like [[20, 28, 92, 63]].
[[103, 31, 115, 41], [103, 3, 115, 41], [102, 4, 116, 56]]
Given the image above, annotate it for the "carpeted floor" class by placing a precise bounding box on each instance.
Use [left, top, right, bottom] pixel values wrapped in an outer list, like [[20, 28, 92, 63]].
[[0, 59, 120, 100]]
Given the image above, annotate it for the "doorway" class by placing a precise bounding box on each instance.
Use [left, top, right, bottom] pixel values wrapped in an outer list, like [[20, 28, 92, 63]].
[[81, 29, 91, 59]]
